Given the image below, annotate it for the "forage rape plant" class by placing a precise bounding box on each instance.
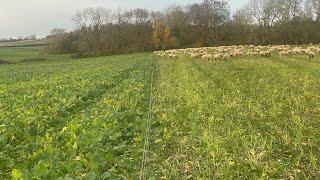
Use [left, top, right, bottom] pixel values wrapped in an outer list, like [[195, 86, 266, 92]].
[[0, 53, 155, 179]]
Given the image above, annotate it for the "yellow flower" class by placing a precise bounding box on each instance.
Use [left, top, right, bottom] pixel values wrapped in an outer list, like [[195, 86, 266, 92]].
[[75, 156, 81, 161], [228, 160, 235, 166]]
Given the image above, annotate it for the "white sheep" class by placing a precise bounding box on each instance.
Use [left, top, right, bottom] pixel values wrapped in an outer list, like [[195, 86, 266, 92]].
[[223, 54, 230, 61], [260, 51, 271, 58], [169, 54, 178, 59], [308, 51, 316, 59], [279, 51, 289, 57], [202, 54, 213, 61], [213, 54, 221, 60], [248, 52, 259, 57]]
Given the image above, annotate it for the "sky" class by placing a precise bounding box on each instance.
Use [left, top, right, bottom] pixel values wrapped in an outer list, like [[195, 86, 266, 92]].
[[0, 0, 248, 38]]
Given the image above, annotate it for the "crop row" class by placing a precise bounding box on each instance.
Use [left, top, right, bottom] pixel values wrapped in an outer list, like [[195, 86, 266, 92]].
[[0, 54, 154, 179]]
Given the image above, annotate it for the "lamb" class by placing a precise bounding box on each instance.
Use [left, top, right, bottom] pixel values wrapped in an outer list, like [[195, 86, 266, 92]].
[[292, 48, 302, 55], [223, 54, 230, 61], [248, 52, 259, 57], [230, 50, 241, 57], [269, 47, 276, 53], [191, 53, 200, 58], [217, 49, 224, 53], [213, 54, 221, 60], [279, 51, 289, 57], [202, 54, 213, 61], [308, 51, 316, 59], [159, 53, 166, 58], [237, 51, 244, 57], [253, 48, 261, 53], [169, 54, 178, 59], [260, 51, 271, 58], [308, 46, 317, 51], [301, 49, 309, 54]]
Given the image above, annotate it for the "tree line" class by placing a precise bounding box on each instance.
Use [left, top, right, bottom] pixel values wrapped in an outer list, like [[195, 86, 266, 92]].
[[47, 0, 320, 56], [0, 35, 37, 43]]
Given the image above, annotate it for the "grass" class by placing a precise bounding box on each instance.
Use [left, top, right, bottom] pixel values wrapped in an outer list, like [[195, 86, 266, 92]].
[[0, 47, 69, 63], [0, 48, 319, 179], [0, 38, 52, 63], [148, 55, 320, 179]]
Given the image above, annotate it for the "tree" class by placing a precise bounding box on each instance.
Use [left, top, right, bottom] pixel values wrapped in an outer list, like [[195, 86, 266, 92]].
[[50, 28, 66, 37], [150, 11, 165, 23], [152, 22, 178, 50], [289, 0, 303, 21], [73, 7, 112, 28], [48, 0, 320, 56], [133, 8, 149, 24], [305, 0, 320, 21], [26, 34, 37, 40], [248, 0, 280, 26], [186, 0, 230, 46], [164, 6, 189, 46], [233, 8, 253, 25], [47, 32, 77, 54]]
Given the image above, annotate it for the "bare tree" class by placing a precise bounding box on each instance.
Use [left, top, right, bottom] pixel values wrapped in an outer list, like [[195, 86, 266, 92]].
[[49, 0, 320, 56], [165, 5, 187, 27], [50, 28, 66, 37], [122, 10, 134, 24], [233, 7, 253, 25], [289, 0, 303, 20], [150, 11, 165, 24], [305, 0, 320, 21], [248, 0, 280, 26], [73, 7, 112, 28], [315, 0, 320, 21], [133, 8, 149, 24]]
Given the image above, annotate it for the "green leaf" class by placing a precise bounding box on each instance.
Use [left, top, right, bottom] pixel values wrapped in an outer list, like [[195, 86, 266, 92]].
[[11, 168, 23, 180]]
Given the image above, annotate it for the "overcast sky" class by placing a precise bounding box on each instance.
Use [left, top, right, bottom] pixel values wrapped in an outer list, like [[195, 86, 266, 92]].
[[0, 0, 248, 38]]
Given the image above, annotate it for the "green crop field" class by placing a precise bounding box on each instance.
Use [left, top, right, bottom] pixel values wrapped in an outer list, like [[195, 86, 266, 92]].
[[0, 48, 319, 179]]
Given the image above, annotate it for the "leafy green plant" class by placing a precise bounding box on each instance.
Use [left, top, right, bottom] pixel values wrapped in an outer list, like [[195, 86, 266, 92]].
[[0, 53, 154, 179], [1, 49, 319, 179]]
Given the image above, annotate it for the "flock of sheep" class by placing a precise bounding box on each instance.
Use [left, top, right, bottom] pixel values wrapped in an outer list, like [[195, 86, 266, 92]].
[[154, 45, 320, 61]]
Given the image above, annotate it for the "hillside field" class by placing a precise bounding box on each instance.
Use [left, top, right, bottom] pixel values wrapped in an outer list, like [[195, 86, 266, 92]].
[[0, 47, 319, 179]]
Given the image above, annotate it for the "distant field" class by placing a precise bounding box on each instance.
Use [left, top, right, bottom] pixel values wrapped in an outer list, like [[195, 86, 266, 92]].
[[0, 38, 51, 48], [0, 48, 319, 179], [0, 48, 42, 63], [0, 39, 51, 64], [0, 47, 69, 64]]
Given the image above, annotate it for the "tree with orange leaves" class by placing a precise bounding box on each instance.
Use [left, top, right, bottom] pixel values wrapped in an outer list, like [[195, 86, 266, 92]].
[[152, 22, 179, 50]]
